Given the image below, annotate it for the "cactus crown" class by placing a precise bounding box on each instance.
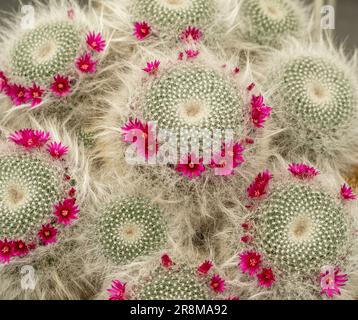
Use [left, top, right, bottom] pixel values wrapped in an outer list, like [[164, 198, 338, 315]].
[[256, 183, 348, 274], [97, 197, 167, 265], [11, 22, 81, 84]]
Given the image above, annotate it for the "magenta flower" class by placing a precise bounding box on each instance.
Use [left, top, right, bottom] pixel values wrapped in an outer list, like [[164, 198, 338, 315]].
[[76, 53, 98, 74], [176, 153, 206, 179], [12, 240, 29, 257], [0, 71, 9, 92], [247, 170, 273, 199], [239, 250, 262, 277], [257, 268, 275, 288], [108, 280, 127, 300], [9, 129, 50, 149], [161, 254, 173, 268], [86, 32, 106, 52], [54, 198, 79, 225], [143, 60, 160, 75], [251, 95, 272, 128], [50, 75, 71, 97], [133, 21, 151, 40], [38, 224, 58, 245], [185, 49, 200, 59], [210, 274, 226, 293], [197, 260, 214, 275], [180, 26, 203, 43], [25, 83, 45, 108], [47, 142, 69, 159], [320, 266, 348, 298], [288, 163, 319, 180], [0, 239, 13, 264], [340, 184, 356, 201], [7, 83, 29, 106]]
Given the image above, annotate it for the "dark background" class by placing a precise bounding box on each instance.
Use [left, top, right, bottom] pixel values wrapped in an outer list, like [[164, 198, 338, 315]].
[[0, 0, 357, 49]]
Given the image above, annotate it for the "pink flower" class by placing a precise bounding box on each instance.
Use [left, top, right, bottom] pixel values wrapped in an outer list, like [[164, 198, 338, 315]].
[[288, 163, 319, 180], [86, 32, 106, 52], [0, 71, 9, 92], [251, 95, 272, 128], [133, 21, 151, 40], [210, 142, 245, 176], [247, 170, 273, 199], [210, 274, 226, 293], [68, 187, 76, 198], [50, 75, 71, 97], [76, 53, 98, 73], [257, 268, 275, 287], [7, 83, 29, 106], [241, 234, 253, 244], [176, 153, 206, 179], [143, 60, 160, 75], [13, 240, 29, 257], [320, 266, 348, 298], [180, 26, 202, 43], [38, 224, 58, 245], [108, 280, 127, 300], [239, 250, 262, 276], [47, 142, 69, 159], [233, 67, 240, 74], [9, 129, 50, 149], [25, 83, 45, 108], [185, 49, 200, 59], [0, 239, 13, 264], [54, 198, 79, 225], [340, 184, 356, 201], [197, 260, 214, 275], [178, 52, 184, 60], [247, 83, 255, 91], [161, 254, 173, 268], [67, 8, 75, 19]]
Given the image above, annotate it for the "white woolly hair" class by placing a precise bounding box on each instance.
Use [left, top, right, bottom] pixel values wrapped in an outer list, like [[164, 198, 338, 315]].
[[91, 45, 270, 259], [94, 0, 239, 52], [0, 0, 121, 135], [255, 37, 358, 175], [226, 0, 312, 55], [0, 120, 100, 300], [217, 156, 358, 300]]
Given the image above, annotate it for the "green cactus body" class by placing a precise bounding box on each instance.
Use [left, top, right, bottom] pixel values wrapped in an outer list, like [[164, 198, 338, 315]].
[[11, 22, 81, 84], [97, 197, 167, 265], [133, 0, 215, 33], [0, 154, 63, 239], [256, 184, 348, 274], [138, 267, 208, 300]]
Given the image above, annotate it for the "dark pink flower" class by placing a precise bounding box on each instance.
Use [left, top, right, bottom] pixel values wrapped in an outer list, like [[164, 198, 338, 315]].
[[50, 75, 71, 97], [54, 198, 79, 225], [210, 274, 226, 293], [247, 170, 273, 199], [242, 222, 253, 231], [233, 67, 240, 74], [180, 26, 203, 43], [340, 184, 356, 201], [0, 239, 13, 264], [12, 240, 29, 257], [257, 268, 275, 287], [7, 83, 29, 106], [47, 142, 69, 159], [133, 21, 151, 40], [161, 254, 173, 268], [76, 53, 98, 73], [185, 49, 200, 59], [86, 32, 106, 52], [241, 234, 253, 244], [0, 71, 9, 92], [288, 163, 319, 180], [239, 250, 262, 277], [247, 83, 255, 91], [68, 187, 76, 198], [197, 260, 214, 275], [178, 52, 184, 60], [176, 153, 206, 179], [143, 60, 160, 75], [108, 280, 127, 300], [25, 83, 45, 108], [320, 266, 348, 298], [38, 224, 58, 245], [251, 95, 272, 128], [9, 129, 50, 149]]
